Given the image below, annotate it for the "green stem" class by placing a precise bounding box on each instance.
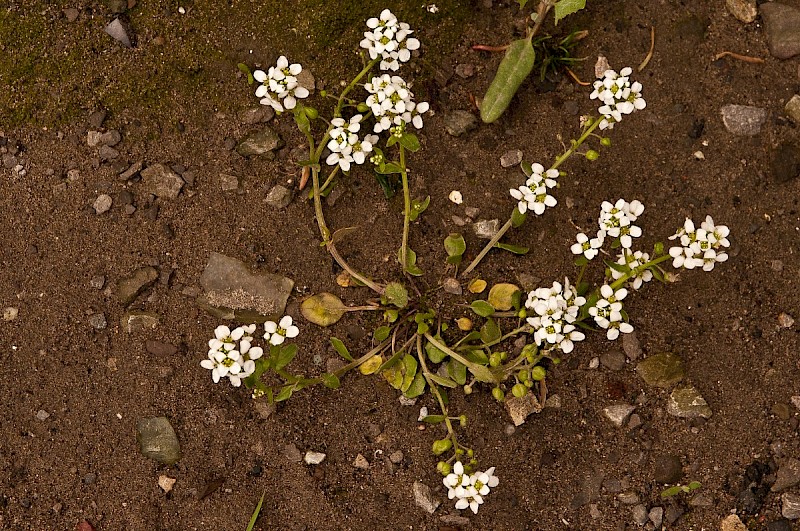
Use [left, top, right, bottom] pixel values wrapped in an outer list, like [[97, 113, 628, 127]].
[[424, 333, 499, 384], [416, 336, 459, 447], [319, 166, 340, 194], [456, 324, 530, 351], [399, 145, 411, 273], [461, 118, 604, 278], [575, 262, 588, 287], [335, 58, 380, 117]]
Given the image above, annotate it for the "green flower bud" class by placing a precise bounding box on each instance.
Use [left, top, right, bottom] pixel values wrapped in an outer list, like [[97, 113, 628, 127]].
[[304, 107, 319, 119], [436, 461, 451, 475], [455, 447, 464, 455], [356, 103, 369, 113], [467, 449, 474, 458], [463, 385, 473, 395], [600, 137, 612, 147], [492, 387, 505, 402], [531, 366, 546, 381], [459, 415, 467, 427], [523, 379, 533, 388], [512, 383, 527, 398], [320, 90, 328, 97], [500, 352, 508, 361], [518, 308, 527, 318], [518, 369, 530, 382], [585, 149, 600, 161], [654, 241, 664, 255], [432, 438, 453, 456], [489, 353, 502, 367]]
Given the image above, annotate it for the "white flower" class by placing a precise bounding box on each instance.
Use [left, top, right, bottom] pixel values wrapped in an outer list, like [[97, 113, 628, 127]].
[[360, 11, 420, 70], [471, 467, 499, 496], [264, 315, 300, 346], [253, 56, 309, 112], [202, 324, 264, 386], [365, 75, 428, 132], [610, 250, 653, 290], [201, 348, 242, 384], [590, 67, 645, 129], [443, 461, 470, 500], [668, 216, 730, 271], [598, 199, 642, 248], [571, 232, 603, 260], [525, 278, 586, 354], [589, 285, 633, 340]]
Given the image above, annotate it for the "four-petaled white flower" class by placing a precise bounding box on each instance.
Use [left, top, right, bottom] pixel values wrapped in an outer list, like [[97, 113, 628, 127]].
[[589, 285, 633, 340], [668, 216, 730, 271], [597, 198, 643, 249], [509, 163, 559, 215], [202, 325, 260, 385], [590, 67, 646, 130], [264, 315, 300, 346], [525, 278, 586, 354], [444, 461, 499, 514], [253, 56, 310, 113], [360, 9, 421, 71], [571, 232, 604, 260], [365, 74, 429, 133], [326, 115, 374, 172]]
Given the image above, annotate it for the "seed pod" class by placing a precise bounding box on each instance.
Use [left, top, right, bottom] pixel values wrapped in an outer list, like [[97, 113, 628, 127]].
[[480, 36, 536, 124]]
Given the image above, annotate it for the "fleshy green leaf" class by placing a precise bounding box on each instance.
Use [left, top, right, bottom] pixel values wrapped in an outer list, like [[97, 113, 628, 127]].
[[606, 260, 630, 274], [383, 364, 404, 389], [520, 161, 533, 176], [470, 300, 495, 317], [274, 344, 298, 371], [384, 282, 409, 309], [301, 293, 346, 327], [465, 349, 489, 365], [494, 242, 529, 255], [428, 373, 458, 388], [374, 325, 392, 342], [401, 354, 418, 392], [446, 359, 468, 385], [480, 319, 502, 344], [403, 371, 426, 398], [660, 486, 683, 498], [511, 206, 527, 228], [238, 63, 255, 85], [322, 373, 341, 389], [398, 247, 423, 276], [554, 0, 587, 24], [480, 37, 536, 123], [468, 364, 497, 383], [444, 233, 466, 265], [376, 161, 403, 175], [293, 105, 311, 135], [574, 255, 589, 267], [275, 385, 294, 402], [399, 132, 421, 152], [329, 337, 353, 361], [425, 337, 448, 363], [421, 414, 446, 424]]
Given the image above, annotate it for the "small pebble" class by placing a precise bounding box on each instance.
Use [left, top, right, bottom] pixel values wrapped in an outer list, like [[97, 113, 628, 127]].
[[389, 450, 404, 464], [353, 453, 370, 469], [88, 313, 107, 330], [778, 313, 794, 328], [35, 409, 50, 421], [3, 307, 18, 321], [304, 451, 326, 465], [93, 194, 113, 214], [158, 475, 176, 493], [772, 260, 784, 272], [588, 357, 600, 369], [90, 276, 106, 290], [464, 206, 480, 219], [448, 190, 463, 204]]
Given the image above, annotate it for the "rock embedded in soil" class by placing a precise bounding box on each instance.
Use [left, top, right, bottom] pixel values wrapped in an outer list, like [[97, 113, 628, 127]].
[[636, 352, 684, 388], [602, 404, 635, 427], [505, 392, 542, 426], [473, 219, 500, 239], [158, 475, 176, 494], [119, 160, 143, 180], [768, 520, 793, 531], [772, 458, 800, 492], [93, 194, 112, 214], [117, 266, 158, 306], [88, 313, 107, 330], [3, 307, 18, 321], [721, 104, 767, 136], [622, 330, 642, 360], [649, 506, 664, 527], [666, 386, 712, 419], [121, 311, 160, 333], [443, 110, 477, 137], [196, 252, 294, 322], [726, 0, 757, 22], [500, 149, 523, 168], [631, 504, 648, 525], [772, 142, 800, 183], [304, 451, 326, 465], [236, 127, 283, 157], [785, 95, 800, 124], [761, 2, 800, 59], [217, 173, 239, 192], [141, 164, 185, 199], [653, 454, 683, 484], [353, 454, 369, 469], [721, 514, 747, 531], [63, 7, 79, 22], [136, 417, 181, 465], [782, 493, 800, 519], [265, 185, 293, 209], [600, 350, 626, 371], [105, 18, 133, 48], [412, 481, 439, 514]]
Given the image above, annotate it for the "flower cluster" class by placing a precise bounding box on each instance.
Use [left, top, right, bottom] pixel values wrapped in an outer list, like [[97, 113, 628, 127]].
[[365, 74, 429, 133], [610, 250, 653, 290], [359, 9, 421, 71], [590, 67, 646, 130], [443, 462, 499, 514], [264, 315, 300, 346], [509, 163, 560, 215], [325, 114, 378, 171], [525, 279, 586, 354], [589, 285, 633, 339], [668, 216, 730, 271], [201, 325, 263, 387], [254, 56, 310, 113]]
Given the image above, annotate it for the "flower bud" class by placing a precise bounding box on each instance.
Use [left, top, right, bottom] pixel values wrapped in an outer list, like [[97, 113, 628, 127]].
[[518, 309, 527, 318], [600, 137, 612, 147], [467, 449, 474, 458], [459, 415, 467, 427], [356, 103, 369, 113], [432, 438, 453, 455], [518, 369, 530, 382], [491, 387, 505, 402], [463, 384, 473, 395], [512, 383, 527, 398], [304, 107, 319, 119], [489, 353, 502, 367], [500, 352, 508, 361], [531, 366, 547, 381], [654, 241, 664, 255], [585, 149, 600, 161], [319, 90, 328, 97], [455, 448, 464, 455], [436, 461, 451, 475]]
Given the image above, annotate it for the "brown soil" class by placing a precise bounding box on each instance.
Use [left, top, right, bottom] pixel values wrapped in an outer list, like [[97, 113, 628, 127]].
[[2, 1, 800, 530]]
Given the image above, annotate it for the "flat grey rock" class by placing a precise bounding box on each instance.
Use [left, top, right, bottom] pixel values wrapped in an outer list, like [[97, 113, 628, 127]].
[[782, 492, 800, 519], [721, 104, 767, 136], [473, 219, 501, 239], [93, 194, 112, 214], [265, 185, 293, 209], [121, 311, 160, 333], [761, 2, 800, 59], [443, 110, 477, 137], [773, 458, 800, 492], [236, 127, 283, 157], [141, 164, 184, 199], [636, 352, 685, 388], [785, 95, 800, 124], [136, 417, 181, 465], [105, 18, 133, 48], [412, 481, 439, 514], [602, 404, 635, 427], [197, 252, 294, 323], [117, 266, 158, 306], [666, 386, 712, 419]]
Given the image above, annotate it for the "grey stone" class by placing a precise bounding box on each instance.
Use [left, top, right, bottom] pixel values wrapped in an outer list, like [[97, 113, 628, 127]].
[[443, 110, 477, 137], [117, 266, 158, 306], [782, 493, 800, 519], [88, 313, 107, 330], [141, 164, 184, 199], [63, 7, 79, 22], [121, 311, 160, 333], [93, 194, 113, 214], [136, 417, 181, 465], [90, 276, 106, 290], [217, 173, 240, 191], [236, 127, 283, 157], [784, 95, 800, 124], [603, 404, 635, 427], [721, 104, 767, 136], [353, 453, 370, 469], [768, 519, 793, 531], [618, 491, 640, 505], [773, 458, 800, 492], [240, 107, 274, 125], [105, 18, 133, 48], [761, 3, 800, 59], [772, 142, 800, 183], [500, 149, 523, 168], [412, 481, 440, 514], [145, 341, 177, 356], [689, 493, 714, 506], [87, 131, 102, 147], [636, 352, 685, 388], [622, 331, 642, 360], [100, 130, 121, 147], [473, 219, 501, 239], [35, 409, 50, 421], [653, 454, 683, 484], [265, 185, 293, 209], [197, 252, 294, 323], [98, 145, 119, 161], [88, 110, 107, 128], [283, 443, 302, 462], [464, 206, 480, 219], [296, 69, 315, 94], [119, 160, 143, 180], [442, 277, 462, 295], [455, 63, 475, 79], [632, 504, 649, 525], [649, 506, 664, 528], [726, 0, 757, 22], [667, 386, 712, 419], [389, 450, 404, 464], [440, 515, 471, 526], [505, 392, 542, 426], [600, 350, 626, 371], [303, 451, 326, 465], [720, 515, 747, 531]]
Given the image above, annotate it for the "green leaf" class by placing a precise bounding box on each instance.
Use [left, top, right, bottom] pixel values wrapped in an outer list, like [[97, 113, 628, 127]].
[[428, 373, 458, 388], [401, 354, 418, 392], [425, 337, 448, 363], [446, 359, 467, 385], [421, 414, 446, 424], [301, 292, 346, 327], [403, 371, 426, 398], [398, 247, 423, 276], [660, 486, 683, 498], [480, 37, 536, 123], [274, 344, 298, 371], [480, 318, 502, 344], [465, 349, 489, 365], [383, 364, 404, 389], [444, 233, 466, 265], [494, 242, 529, 255], [520, 161, 533, 176], [399, 132, 421, 152], [488, 283, 520, 311], [470, 300, 495, 317], [416, 322, 430, 335], [386, 135, 398, 147], [293, 105, 311, 135], [376, 161, 403, 175], [468, 364, 497, 383], [329, 337, 353, 361], [237, 63, 255, 85], [606, 260, 630, 274], [409, 196, 430, 222], [554, 0, 587, 24], [275, 385, 294, 402], [511, 206, 527, 228], [574, 255, 589, 267], [374, 325, 392, 342], [687, 481, 702, 490], [384, 282, 409, 309], [322, 373, 341, 389], [246, 491, 265, 531], [651, 267, 666, 283], [374, 171, 398, 199]]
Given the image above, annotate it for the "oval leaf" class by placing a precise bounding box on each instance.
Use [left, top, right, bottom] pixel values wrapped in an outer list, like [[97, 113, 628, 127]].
[[403, 371, 426, 398], [480, 37, 536, 123], [446, 359, 468, 385], [384, 282, 409, 309], [421, 414, 446, 424], [488, 283, 520, 311], [511, 206, 527, 228], [301, 293, 346, 327], [329, 337, 353, 361], [359, 355, 384, 375], [480, 319, 502, 344], [428, 373, 458, 388], [401, 354, 418, 392], [494, 242, 529, 255], [444, 233, 467, 259], [273, 344, 298, 371], [468, 278, 487, 294], [322, 373, 341, 389], [470, 300, 495, 317], [468, 364, 497, 383]]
